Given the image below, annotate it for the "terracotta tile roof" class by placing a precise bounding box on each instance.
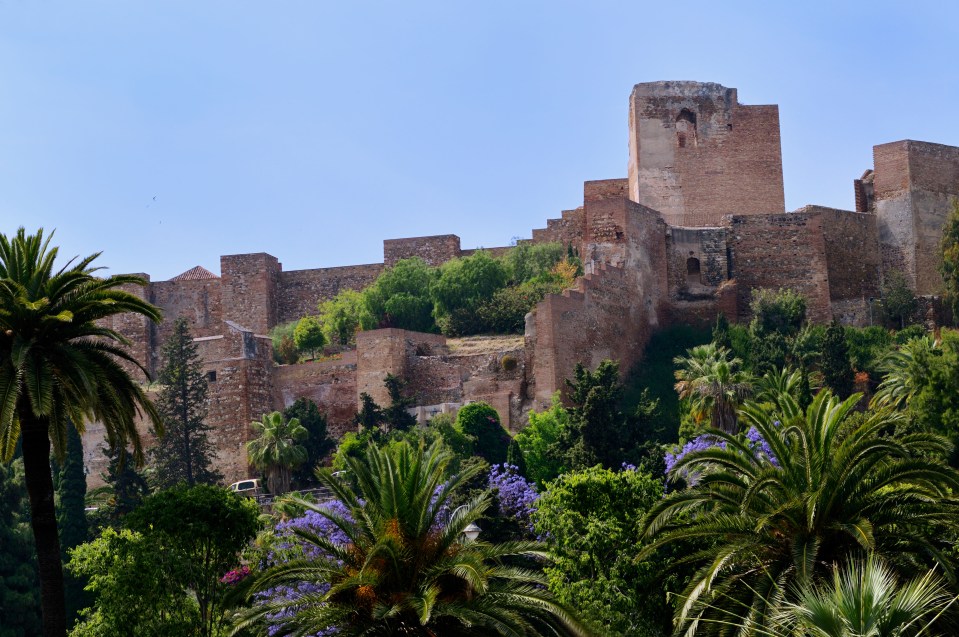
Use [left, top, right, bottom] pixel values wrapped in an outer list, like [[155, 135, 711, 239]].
[[170, 265, 219, 281]]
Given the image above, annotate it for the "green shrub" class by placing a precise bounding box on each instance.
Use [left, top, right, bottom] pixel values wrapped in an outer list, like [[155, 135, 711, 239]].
[[269, 321, 300, 365], [318, 289, 363, 346], [455, 402, 510, 465]]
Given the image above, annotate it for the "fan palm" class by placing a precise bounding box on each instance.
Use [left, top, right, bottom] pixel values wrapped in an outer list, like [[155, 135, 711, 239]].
[[872, 335, 939, 410], [247, 411, 308, 495], [641, 389, 959, 637], [674, 343, 753, 433], [233, 439, 591, 636], [0, 228, 161, 636], [775, 554, 955, 637]]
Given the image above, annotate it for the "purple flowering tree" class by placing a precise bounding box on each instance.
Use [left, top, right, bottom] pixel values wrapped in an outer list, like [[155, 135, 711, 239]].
[[232, 441, 584, 636], [665, 425, 778, 486], [488, 464, 539, 535]]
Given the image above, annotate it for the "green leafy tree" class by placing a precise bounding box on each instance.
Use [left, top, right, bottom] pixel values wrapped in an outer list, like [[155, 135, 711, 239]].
[[642, 390, 959, 635], [562, 360, 636, 469], [503, 241, 566, 284], [317, 288, 363, 346], [821, 321, 855, 398], [535, 466, 671, 637], [881, 269, 919, 329], [247, 411, 308, 496], [235, 440, 591, 636], [674, 343, 753, 434], [268, 321, 299, 365], [939, 198, 959, 321], [53, 426, 89, 628], [124, 485, 260, 637], [149, 318, 221, 489], [359, 257, 436, 332], [749, 287, 807, 337], [0, 227, 162, 637], [712, 313, 732, 350], [293, 315, 325, 360], [455, 402, 510, 465], [515, 392, 570, 488], [431, 251, 509, 335], [68, 527, 201, 637], [283, 398, 335, 488], [775, 554, 954, 637], [354, 392, 384, 435], [0, 457, 42, 637]]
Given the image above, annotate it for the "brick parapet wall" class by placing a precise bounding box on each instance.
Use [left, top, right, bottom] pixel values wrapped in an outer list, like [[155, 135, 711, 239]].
[[809, 206, 882, 302], [277, 263, 384, 325], [726, 212, 832, 324], [383, 235, 462, 267], [531, 207, 586, 252]]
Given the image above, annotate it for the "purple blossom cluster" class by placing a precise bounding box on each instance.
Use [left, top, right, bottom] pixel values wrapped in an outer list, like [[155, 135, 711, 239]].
[[664, 426, 780, 486], [664, 435, 727, 480], [488, 464, 539, 534], [258, 500, 355, 637], [745, 426, 779, 467]]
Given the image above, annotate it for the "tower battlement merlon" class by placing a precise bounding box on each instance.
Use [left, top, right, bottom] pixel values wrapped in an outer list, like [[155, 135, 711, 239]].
[[627, 80, 785, 227]]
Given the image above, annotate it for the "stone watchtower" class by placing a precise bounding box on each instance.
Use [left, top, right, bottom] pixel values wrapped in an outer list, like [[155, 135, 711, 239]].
[[627, 81, 786, 226]]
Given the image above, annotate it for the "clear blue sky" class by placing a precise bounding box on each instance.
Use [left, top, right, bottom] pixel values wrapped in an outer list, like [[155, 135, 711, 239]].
[[2, 1, 956, 280]]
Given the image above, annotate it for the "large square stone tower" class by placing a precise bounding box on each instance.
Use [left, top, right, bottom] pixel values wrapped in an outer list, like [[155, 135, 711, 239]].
[[627, 81, 785, 226]]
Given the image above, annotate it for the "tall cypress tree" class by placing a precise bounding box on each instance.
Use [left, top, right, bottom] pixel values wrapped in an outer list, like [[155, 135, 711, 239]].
[[93, 446, 150, 530], [821, 321, 854, 399], [0, 457, 42, 637], [149, 318, 222, 488], [52, 426, 89, 628]]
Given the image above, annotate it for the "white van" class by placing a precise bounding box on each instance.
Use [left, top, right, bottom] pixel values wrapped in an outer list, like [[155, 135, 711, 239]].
[[229, 478, 263, 497]]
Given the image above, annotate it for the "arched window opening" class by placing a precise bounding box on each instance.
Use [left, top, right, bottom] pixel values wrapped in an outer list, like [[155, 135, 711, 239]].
[[686, 257, 702, 285], [676, 109, 697, 148]]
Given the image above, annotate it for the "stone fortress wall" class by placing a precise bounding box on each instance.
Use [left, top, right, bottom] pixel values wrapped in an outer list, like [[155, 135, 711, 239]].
[[83, 80, 959, 486]]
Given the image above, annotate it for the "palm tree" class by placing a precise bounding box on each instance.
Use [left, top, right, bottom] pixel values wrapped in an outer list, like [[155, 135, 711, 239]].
[[246, 411, 308, 495], [641, 390, 959, 636], [674, 343, 753, 433], [233, 440, 591, 636], [775, 554, 955, 637], [0, 228, 161, 636], [872, 335, 939, 410]]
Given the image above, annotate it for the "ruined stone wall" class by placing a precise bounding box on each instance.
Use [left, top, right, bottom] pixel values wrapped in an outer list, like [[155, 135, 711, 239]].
[[406, 348, 525, 431], [727, 212, 832, 324], [276, 264, 384, 325], [665, 226, 728, 298], [813, 206, 882, 303], [628, 81, 785, 226], [220, 253, 281, 334], [150, 278, 223, 346], [383, 235, 462, 266], [531, 207, 586, 253], [272, 352, 358, 438], [355, 329, 447, 407], [528, 266, 642, 407]]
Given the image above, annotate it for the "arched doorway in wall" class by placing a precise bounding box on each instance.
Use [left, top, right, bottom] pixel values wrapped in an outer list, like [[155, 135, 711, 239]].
[[686, 256, 702, 286], [676, 109, 697, 148]]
